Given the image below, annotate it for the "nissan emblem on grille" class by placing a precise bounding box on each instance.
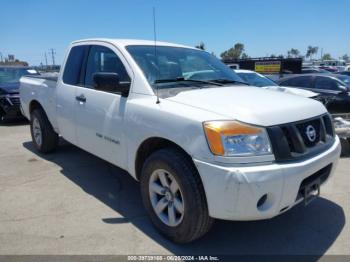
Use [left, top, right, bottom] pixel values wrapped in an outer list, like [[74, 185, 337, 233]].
[[306, 125, 316, 142]]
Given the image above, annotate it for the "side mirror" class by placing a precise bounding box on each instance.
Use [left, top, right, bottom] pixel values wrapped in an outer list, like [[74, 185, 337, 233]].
[[338, 84, 348, 94], [93, 72, 130, 97]]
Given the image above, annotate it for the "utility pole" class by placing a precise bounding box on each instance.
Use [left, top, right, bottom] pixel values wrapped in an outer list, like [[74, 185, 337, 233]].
[[320, 48, 324, 60], [44, 52, 48, 68], [48, 48, 56, 67]]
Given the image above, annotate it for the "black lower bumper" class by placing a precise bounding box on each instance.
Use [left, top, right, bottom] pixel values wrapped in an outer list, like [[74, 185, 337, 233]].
[[296, 164, 332, 204], [0, 95, 23, 120]]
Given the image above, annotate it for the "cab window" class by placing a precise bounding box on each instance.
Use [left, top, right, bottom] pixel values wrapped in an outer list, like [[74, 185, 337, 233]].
[[84, 45, 130, 89], [63, 45, 89, 85]]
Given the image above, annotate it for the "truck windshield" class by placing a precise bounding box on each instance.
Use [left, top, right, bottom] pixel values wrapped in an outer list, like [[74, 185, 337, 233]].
[[126, 45, 244, 89], [0, 67, 39, 84]]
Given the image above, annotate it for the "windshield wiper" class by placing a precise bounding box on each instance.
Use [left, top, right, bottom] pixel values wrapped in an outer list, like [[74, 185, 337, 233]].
[[210, 79, 249, 85], [154, 77, 223, 86]]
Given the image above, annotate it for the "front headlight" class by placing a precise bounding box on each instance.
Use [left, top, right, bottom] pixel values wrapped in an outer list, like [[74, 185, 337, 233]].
[[203, 121, 272, 157]]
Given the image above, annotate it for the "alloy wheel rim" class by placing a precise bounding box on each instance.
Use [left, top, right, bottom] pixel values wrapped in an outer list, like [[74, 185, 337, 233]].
[[32, 118, 42, 146], [149, 169, 185, 227]]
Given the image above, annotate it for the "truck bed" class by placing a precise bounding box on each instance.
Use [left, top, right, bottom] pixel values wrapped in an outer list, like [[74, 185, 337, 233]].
[[24, 73, 58, 83], [19, 74, 59, 131]]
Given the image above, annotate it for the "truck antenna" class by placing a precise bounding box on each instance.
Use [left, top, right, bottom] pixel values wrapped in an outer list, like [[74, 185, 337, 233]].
[[153, 7, 160, 104]]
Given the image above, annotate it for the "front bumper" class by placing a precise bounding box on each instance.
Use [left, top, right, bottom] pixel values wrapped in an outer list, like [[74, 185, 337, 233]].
[[0, 94, 22, 119], [194, 136, 341, 221]]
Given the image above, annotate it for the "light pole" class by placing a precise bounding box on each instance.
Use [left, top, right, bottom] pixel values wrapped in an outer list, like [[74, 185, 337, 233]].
[[44, 52, 48, 68], [49, 48, 56, 67]]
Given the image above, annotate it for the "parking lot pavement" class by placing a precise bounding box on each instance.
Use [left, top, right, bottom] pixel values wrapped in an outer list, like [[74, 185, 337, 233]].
[[0, 122, 349, 256]]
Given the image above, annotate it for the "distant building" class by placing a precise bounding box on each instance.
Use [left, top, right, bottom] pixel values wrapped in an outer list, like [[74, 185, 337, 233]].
[[0, 54, 28, 66]]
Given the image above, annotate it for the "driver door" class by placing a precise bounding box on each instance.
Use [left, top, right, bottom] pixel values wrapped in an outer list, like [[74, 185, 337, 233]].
[[74, 44, 132, 167]]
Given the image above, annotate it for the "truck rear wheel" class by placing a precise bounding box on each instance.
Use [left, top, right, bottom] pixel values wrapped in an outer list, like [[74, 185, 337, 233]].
[[30, 108, 58, 153], [340, 138, 350, 156], [0, 108, 6, 124], [140, 148, 213, 243]]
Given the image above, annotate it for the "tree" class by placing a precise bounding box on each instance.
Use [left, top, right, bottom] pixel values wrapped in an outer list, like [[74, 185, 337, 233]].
[[220, 43, 245, 59], [195, 42, 205, 50], [306, 46, 318, 61], [287, 48, 301, 58], [322, 53, 332, 60], [241, 53, 249, 59], [342, 54, 349, 62]]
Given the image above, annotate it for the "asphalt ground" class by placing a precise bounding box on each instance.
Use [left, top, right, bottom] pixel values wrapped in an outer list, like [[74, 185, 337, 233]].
[[0, 121, 349, 257]]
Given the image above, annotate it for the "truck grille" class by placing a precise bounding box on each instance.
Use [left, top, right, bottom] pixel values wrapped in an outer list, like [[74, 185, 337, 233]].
[[267, 114, 335, 162], [9, 96, 20, 106]]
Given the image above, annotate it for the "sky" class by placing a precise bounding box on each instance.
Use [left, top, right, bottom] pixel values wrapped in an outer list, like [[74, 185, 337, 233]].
[[1, 0, 349, 66]]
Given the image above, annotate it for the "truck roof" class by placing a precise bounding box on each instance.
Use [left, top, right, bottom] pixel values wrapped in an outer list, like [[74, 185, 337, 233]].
[[71, 38, 195, 50]]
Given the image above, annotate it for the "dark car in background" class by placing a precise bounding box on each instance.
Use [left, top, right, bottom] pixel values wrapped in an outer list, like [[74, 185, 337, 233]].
[[277, 74, 350, 114], [301, 67, 329, 74], [0, 66, 39, 122], [337, 71, 350, 76], [234, 69, 317, 97]]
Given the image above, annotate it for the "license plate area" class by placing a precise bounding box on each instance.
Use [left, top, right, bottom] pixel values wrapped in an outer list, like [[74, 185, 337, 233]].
[[303, 179, 320, 205], [295, 164, 332, 204]]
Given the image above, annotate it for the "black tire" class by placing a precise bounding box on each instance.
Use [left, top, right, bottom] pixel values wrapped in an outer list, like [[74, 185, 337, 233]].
[[140, 148, 214, 243], [0, 108, 6, 124], [340, 138, 350, 156], [30, 108, 59, 153]]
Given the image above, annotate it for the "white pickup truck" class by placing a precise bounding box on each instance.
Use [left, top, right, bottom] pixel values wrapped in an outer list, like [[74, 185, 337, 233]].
[[20, 39, 341, 243]]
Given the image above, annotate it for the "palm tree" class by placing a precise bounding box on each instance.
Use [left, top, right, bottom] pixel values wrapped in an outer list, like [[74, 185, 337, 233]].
[[195, 42, 205, 50], [306, 46, 318, 61], [287, 48, 300, 58]]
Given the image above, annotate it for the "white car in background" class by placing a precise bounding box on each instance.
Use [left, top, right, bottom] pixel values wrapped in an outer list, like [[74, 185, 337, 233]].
[[235, 69, 318, 98]]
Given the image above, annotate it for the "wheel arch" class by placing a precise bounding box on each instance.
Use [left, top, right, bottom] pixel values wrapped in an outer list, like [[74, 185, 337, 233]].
[[134, 137, 195, 180], [29, 100, 44, 115], [28, 100, 58, 133]]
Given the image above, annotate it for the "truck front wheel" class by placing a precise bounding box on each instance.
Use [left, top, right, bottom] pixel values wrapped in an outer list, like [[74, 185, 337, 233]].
[[30, 108, 58, 153], [0, 108, 6, 124], [140, 148, 213, 243], [340, 138, 350, 156]]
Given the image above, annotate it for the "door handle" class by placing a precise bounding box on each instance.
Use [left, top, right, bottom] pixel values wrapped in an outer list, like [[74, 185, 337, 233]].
[[76, 94, 86, 103]]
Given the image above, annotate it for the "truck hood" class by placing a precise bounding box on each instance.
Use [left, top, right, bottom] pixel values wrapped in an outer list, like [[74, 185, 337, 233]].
[[165, 86, 327, 126], [261, 85, 318, 98]]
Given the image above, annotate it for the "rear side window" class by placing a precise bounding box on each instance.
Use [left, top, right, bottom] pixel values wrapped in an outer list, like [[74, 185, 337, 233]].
[[84, 45, 130, 88], [280, 76, 312, 88], [314, 77, 339, 90], [63, 45, 89, 85]]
